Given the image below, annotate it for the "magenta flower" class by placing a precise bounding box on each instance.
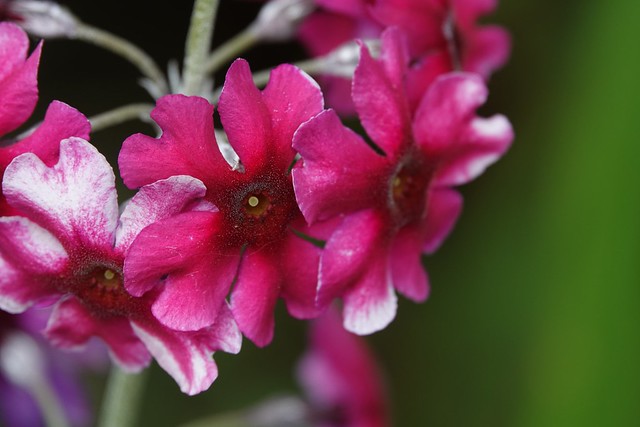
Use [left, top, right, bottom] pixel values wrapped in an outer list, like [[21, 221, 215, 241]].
[[119, 60, 328, 347], [370, 0, 511, 78], [298, 308, 389, 427], [292, 28, 513, 334], [0, 22, 90, 215], [0, 137, 240, 395]]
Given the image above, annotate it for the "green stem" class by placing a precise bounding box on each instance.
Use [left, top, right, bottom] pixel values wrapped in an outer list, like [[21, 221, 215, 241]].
[[89, 103, 154, 132], [204, 27, 259, 75], [97, 367, 148, 427], [74, 23, 168, 96], [182, 0, 220, 95]]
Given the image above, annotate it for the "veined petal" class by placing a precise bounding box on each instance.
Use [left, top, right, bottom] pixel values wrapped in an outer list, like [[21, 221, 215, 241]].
[[262, 64, 324, 167], [115, 176, 208, 253], [218, 59, 271, 173], [124, 211, 240, 331], [118, 95, 231, 189], [230, 249, 282, 347], [0, 24, 40, 136], [45, 297, 151, 372], [292, 110, 388, 224], [0, 217, 67, 313], [423, 187, 463, 253], [3, 138, 118, 250], [353, 29, 411, 157], [342, 253, 397, 335], [131, 301, 240, 395], [390, 222, 430, 302]]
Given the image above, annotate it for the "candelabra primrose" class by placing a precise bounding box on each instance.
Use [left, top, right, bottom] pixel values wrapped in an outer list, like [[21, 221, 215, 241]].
[[0, 0, 512, 425]]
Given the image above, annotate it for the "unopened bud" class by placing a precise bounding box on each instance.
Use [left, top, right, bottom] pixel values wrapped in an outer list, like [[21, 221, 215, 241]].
[[250, 0, 315, 42], [10, 0, 79, 38]]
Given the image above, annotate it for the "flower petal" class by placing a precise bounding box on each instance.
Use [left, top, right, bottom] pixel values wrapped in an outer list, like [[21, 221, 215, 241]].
[[423, 187, 463, 253], [124, 211, 240, 331], [118, 95, 231, 189], [413, 73, 513, 186], [45, 297, 151, 372], [279, 221, 331, 319], [318, 209, 387, 306], [230, 249, 282, 347], [352, 29, 410, 157], [0, 217, 67, 313], [115, 175, 208, 253], [261, 63, 324, 167], [3, 137, 118, 250], [342, 256, 397, 335], [218, 59, 271, 172], [463, 26, 511, 79], [0, 24, 40, 136], [292, 109, 388, 224], [389, 222, 430, 302], [131, 301, 240, 395]]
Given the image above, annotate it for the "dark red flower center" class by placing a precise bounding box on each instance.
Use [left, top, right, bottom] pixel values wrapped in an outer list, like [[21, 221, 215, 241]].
[[71, 266, 141, 317], [388, 156, 432, 226], [218, 172, 298, 247]]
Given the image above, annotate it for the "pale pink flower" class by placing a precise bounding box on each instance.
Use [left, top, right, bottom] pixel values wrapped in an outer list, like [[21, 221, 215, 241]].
[[292, 28, 513, 334], [119, 61, 329, 347], [298, 308, 389, 427], [0, 138, 240, 395]]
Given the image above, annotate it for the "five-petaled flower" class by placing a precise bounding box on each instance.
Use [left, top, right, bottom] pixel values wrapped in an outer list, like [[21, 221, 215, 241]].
[[292, 27, 513, 334], [0, 137, 241, 395], [119, 60, 331, 347]]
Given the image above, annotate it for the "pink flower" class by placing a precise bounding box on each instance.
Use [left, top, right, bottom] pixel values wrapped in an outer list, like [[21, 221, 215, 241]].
[[370, 0, 511, 78], [292, 28, 513, 334], [119, 60, 328, 347], [0, 137, 241, 395], [0, 22, 90, 215], [298, 308, 389, 427]]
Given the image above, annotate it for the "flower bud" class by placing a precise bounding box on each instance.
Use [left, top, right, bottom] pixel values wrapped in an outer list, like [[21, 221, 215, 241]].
[[9, 0, 79, 38], [250, 0, 315, 42]]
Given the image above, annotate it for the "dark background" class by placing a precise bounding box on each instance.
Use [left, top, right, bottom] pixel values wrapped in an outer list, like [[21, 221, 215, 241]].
[[25, 0, 640, 425]]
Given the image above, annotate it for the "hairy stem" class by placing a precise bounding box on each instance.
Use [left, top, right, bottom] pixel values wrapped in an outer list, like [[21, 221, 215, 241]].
[[182, 0, 220, 95]]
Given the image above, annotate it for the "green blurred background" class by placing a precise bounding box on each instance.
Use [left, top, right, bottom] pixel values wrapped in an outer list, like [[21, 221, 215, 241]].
[[27, 0, 640, 425]]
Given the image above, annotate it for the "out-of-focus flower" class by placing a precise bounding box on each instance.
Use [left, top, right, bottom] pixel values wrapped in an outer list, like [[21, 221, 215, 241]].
[[0, 310, 94, 427], [0, 22, 90, 216], [297, 308, 389, 427], [0, 138, 241, 395], [293, 28, 513, 334], [119, 61, 331, 347]]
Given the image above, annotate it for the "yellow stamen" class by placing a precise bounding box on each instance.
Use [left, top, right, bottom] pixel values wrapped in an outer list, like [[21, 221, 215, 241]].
[[103, 270, 116, 281], [248, 196, 260, 207]]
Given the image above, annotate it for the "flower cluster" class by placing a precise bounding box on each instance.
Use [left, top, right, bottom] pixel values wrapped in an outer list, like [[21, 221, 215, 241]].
[[0, 0, 512, 409]]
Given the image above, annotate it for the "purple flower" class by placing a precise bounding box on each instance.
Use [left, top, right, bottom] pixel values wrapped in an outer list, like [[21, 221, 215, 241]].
[[0, 137, 241, 395], [119, 60, 330, 347], [0, 310, 94, 427], [298, 308, 389, 427], [292, 28, 513, 334]]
